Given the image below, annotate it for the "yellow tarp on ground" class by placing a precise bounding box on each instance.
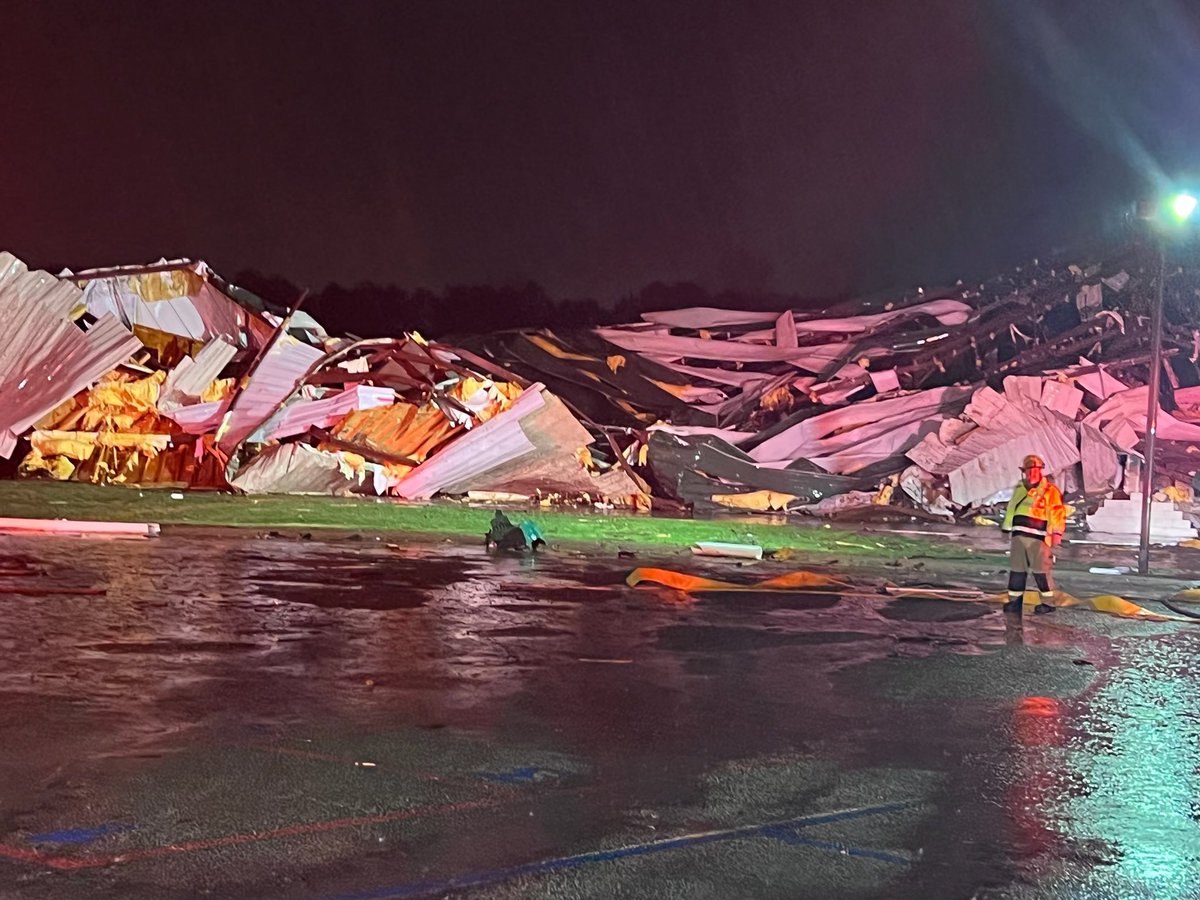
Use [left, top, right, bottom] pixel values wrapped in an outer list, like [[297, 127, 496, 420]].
[[628, 567, 1198, 623], [626, 567, 849, 592], [882, 583, 1195, 621]]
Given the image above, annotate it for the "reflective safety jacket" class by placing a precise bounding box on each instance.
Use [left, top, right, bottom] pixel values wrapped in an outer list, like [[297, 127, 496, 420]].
[[1002, 479, 1067, 544]]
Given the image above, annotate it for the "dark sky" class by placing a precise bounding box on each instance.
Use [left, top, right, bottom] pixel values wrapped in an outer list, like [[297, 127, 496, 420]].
[[4, 1, 1197, 300]]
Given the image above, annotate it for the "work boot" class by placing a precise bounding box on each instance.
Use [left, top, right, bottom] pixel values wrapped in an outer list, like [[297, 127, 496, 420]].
[[1002, 595, 1023, 616], [1033, 603, 1056, 615]]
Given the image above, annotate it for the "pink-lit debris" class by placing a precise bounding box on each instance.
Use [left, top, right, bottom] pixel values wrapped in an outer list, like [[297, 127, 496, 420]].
[[68, 259, 274, 348], [264, 385, 394, 441], [231, 443, 396, 496], [0, 253, 143, 457], [395, 384, 644, 501], [0, 517, 160, 537]]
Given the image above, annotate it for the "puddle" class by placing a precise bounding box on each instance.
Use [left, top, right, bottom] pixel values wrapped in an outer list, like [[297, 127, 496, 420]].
[[878, 599, 993, 623], [656, 625, 876, 652], [78, 641, 264, 654]]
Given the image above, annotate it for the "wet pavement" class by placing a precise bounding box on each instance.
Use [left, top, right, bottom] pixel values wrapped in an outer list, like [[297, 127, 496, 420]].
[[1, 530, 1200, 898]]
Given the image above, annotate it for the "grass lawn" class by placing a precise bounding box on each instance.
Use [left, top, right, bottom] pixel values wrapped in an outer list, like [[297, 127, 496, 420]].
[[0, 480, 977, 559]]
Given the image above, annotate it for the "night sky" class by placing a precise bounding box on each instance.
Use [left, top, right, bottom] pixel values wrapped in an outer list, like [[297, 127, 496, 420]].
[[4, 1, 1197, 301]]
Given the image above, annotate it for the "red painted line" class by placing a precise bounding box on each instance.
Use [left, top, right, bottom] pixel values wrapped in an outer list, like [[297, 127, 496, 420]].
[[0, 797, 500, 871], [0, 843, 54, 865]]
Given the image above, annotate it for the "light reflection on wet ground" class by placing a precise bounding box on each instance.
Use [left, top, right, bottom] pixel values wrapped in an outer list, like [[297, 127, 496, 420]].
[[0, 529, 1197, 898]]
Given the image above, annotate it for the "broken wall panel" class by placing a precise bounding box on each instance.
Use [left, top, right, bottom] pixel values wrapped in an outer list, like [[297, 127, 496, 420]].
[[231, 443, 392, 496], [748, 385, 973, 466], [158, 337, 238, 411], [216, 338, 325, 450], [73, 260, 274, 348], [394, 384, 642, 500], [265, 385, 394, 441], [0, 254, 144, 456]]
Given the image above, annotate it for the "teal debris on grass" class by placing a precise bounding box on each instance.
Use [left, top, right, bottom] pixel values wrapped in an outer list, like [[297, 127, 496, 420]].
[[485, 510, 546, 552]]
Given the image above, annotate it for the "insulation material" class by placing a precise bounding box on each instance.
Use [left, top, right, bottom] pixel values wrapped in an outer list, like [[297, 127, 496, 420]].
[[330, 403, 458, 463]]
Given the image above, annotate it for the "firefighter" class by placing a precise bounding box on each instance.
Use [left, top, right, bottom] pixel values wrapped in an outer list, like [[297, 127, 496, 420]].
[[1001, 454, 1067, 616]]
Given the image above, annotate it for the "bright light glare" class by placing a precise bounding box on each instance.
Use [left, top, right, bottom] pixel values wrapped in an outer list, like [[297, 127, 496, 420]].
[[1171, 192, 1198, 221]]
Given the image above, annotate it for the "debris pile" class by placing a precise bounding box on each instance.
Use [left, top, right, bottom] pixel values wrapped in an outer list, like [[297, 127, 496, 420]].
[[0, 253, 646, 506], [465, 247, 1200, 522], [4, 244, 1200, 527]]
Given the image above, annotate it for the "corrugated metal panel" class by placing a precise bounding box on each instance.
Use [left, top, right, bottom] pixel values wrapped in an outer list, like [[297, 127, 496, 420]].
[[395, 385, 641, 500], [0, 253, 142, 457], [158, 337, 238, 411], [907, 398, 1080, 506], [217, 338, 324, 450], [267, 385, 394, 440], [162, 400, 225, 434], [77, 261, 273, 348], [232, 443, 391, 495]]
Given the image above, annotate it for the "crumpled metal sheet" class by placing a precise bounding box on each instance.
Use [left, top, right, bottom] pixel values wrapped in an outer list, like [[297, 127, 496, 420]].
[[158, 337, 238, 411], [0, 252, 143, 456], [217, 338, 324, 450], [647, 430, 858, 512], [394, 384, 643, 500], [907, 388, 1081, 506], [265, 385, 394, 441], [748, 385, 973, 471], [231, 443, 392, 495], [73, 260, 274, 347], [638, 298, 971, 334]]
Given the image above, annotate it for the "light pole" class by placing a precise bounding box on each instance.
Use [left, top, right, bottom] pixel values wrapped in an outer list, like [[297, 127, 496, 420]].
[[1137, 191, 1196, 576]]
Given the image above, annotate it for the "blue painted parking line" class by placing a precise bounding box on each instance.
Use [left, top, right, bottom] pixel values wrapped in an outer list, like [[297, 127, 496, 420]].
[[27, 822, 134, 845], [764, 826, 912, 865], [476, 765, 554, 784], [329, 798, 919, 899]]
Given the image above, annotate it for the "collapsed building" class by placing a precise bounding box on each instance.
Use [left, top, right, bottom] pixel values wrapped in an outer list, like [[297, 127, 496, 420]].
[[3, 244, 1199, 538]]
